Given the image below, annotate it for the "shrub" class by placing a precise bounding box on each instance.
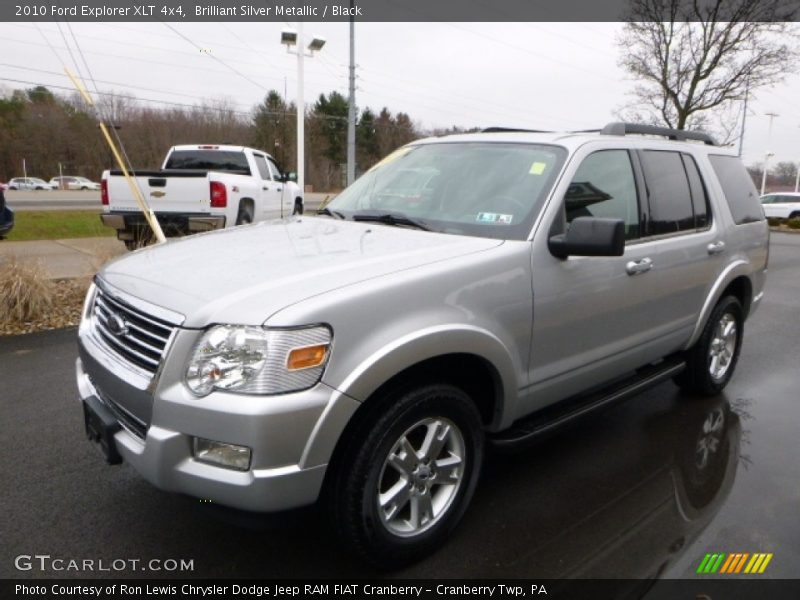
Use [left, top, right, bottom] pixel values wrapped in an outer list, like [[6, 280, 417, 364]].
[[766, 217, 783, 227], [0, 256, 55, 323], [788, 217, 800, 230]]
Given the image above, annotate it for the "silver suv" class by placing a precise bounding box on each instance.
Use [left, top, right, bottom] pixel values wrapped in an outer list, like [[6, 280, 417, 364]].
[[76, 123, 768, 567]]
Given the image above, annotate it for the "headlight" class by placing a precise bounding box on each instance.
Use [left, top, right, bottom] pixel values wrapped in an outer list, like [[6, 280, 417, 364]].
[[185, 325, 331, 397]]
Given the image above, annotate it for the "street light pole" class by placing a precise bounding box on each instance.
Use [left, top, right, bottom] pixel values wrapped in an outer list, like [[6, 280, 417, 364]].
[[282, 26, 325, 196], [296, 22, 305, 194], [761, 112, 779, 196]]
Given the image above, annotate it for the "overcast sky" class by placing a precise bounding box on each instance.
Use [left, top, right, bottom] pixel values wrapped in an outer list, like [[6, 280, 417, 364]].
[[1, 21, 798, 169]]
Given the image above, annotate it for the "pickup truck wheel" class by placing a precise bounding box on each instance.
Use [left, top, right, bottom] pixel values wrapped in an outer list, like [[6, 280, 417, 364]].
[[329, 383, 484, 568], [293, 198, 303, 215], [675, 296, 743, 396]]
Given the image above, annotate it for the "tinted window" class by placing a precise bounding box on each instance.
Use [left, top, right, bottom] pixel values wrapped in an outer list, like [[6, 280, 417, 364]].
[[682, 154, 710, 228], [253, 155, 271, 180], [165, 150, 251, 175], [760, 195, 776, 204], [708, 155, 764, 224], [565, 150, 640, 239], [640, 150, 695, 235]]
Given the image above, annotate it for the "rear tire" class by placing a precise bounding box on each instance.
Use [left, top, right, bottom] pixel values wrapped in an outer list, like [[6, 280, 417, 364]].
[[123, 226, 155, 251], [328, 383, 484, 569], [675, 296, 743, 396], [235, 205, 253, 225]]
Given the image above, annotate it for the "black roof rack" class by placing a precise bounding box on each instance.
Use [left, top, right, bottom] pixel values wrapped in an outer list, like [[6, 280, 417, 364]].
[[600, 122, 717, 146], [481, 127, 552, 134]]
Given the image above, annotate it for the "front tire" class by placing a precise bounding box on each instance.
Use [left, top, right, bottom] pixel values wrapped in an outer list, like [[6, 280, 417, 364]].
[[329, 383, 484, 568], [293, 198, 304, 215], [675, 296, 743, 396]]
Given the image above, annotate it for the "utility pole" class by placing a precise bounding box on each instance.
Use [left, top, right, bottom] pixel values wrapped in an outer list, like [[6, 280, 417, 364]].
[[761, 112, 779, 196], [796, 125, 800, 193], [346, 4, 356, 186], [795, 163, 799, 193]]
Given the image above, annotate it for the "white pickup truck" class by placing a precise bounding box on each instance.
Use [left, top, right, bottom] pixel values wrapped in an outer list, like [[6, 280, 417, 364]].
[[100, 144, 304, 249]]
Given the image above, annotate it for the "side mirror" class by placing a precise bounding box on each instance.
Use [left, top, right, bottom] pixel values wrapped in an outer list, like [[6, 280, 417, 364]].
[[283, 172, 298, 183], [548, 217, 625, 259]]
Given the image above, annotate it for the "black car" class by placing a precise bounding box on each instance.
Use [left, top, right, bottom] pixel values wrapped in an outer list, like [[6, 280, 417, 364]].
[[0, 186, 14, 238]]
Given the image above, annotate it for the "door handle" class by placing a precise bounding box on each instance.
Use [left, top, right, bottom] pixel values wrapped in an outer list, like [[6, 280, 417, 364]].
[[262, 186, 269, 190], [626, 257, 653, 275], [276, 187, 282, 191], [707, 241, 726, 255]]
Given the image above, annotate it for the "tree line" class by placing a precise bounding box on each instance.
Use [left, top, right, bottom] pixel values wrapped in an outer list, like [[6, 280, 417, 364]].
[[0, 85, 420, 191]]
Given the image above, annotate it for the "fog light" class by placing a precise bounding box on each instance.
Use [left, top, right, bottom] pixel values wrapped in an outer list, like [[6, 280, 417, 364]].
[[193, 437, 251, 471]]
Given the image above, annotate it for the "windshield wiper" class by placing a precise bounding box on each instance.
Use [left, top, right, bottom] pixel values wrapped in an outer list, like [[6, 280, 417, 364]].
[[317, 207, 345, 219], [351, 210, 432, 231]]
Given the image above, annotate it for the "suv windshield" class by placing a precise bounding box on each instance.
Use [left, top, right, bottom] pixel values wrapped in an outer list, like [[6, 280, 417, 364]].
[[326, 142, 567, 240]]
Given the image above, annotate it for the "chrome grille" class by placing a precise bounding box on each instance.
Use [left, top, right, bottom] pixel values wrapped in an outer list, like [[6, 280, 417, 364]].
[[91, 286, 175, 376]]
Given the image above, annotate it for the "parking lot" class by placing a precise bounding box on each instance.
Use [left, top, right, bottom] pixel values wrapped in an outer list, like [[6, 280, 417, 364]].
[[1, 232, 798, 580]]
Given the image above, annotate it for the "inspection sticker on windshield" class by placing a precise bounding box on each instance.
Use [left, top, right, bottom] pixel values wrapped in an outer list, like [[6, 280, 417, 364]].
[[477, 212, 513, 224], [529, 161, 547, 175]]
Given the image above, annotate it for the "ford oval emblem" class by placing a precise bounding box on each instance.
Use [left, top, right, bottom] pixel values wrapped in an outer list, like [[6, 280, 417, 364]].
[[106, 313, 130, 337]]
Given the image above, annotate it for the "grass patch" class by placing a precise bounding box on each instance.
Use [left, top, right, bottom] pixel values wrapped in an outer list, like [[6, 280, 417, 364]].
[[5, 210, 113, 241]]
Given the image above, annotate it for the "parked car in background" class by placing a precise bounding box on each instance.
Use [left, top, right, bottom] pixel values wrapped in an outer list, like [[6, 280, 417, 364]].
[[8, 177, 55, 190], [760, 192, 800, 219], [50, 176, 101, 190], [101, 144, 304, 249]]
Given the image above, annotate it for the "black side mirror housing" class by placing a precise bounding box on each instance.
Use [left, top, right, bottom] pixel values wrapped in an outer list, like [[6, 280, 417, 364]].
[[548, 217, 626, 259]]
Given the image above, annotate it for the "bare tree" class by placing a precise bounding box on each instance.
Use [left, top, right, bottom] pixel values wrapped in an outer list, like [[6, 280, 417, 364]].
[[617, 0, 799, 140]]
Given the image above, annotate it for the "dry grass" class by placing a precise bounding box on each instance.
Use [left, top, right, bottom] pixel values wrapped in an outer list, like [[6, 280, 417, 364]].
[[0, 256, 55, 324]]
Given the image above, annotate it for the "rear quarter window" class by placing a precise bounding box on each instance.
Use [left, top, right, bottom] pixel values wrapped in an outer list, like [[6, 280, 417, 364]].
[[708, 155, 764, 224]]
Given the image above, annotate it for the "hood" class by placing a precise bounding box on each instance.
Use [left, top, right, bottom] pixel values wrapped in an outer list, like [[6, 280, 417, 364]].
[[99, 217, 503, 328]]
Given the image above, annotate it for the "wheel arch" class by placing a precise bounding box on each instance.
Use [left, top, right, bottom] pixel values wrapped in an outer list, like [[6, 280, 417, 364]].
[[301, 326, 517, 474], [685, 261, 753, 350], [238, 197, 255, 216], [314, 351, 502, 510]]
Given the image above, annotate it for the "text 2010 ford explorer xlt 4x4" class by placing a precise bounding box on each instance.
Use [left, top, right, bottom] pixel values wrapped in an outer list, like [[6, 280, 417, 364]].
[[76, 123, 768, 567]]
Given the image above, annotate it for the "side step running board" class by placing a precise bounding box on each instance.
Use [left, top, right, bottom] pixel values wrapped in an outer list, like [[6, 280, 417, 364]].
[[490, 357, 686, 448]]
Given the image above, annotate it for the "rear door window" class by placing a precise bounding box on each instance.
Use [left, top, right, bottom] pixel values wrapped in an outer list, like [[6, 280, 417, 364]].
[[252, 154, 272, 181], [640, 150, 695, 235], [708, 155, 764, 224]]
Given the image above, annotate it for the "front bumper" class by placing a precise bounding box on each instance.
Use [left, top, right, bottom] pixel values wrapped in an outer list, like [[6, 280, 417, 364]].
[[75, 330, 359, 512]]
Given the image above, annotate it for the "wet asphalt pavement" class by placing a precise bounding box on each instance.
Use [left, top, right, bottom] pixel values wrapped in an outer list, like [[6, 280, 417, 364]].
[[1, 232, 798, 582]]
